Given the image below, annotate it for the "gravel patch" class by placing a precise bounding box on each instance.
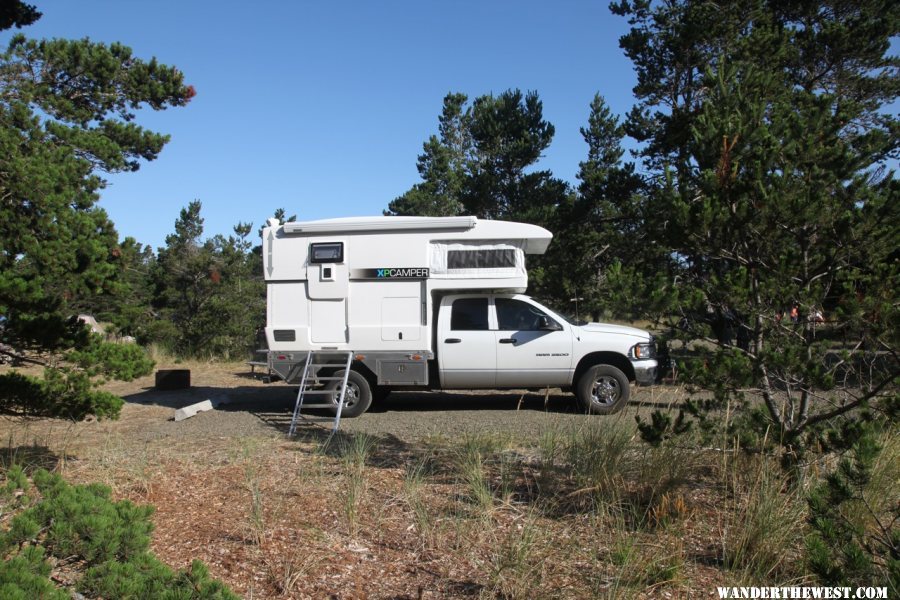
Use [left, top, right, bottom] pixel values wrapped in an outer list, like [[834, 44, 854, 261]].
[[120, 377, 678, 449], [0, 361, 683, 456]]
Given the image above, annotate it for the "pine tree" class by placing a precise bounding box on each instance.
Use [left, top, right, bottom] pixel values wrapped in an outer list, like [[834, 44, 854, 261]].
[[0, 32, 194, 353], [388, 89, 568, 225], [0, 1, 40, 31], [387, 90, 572, 303], [806, 427, 899, 591], [545, 94, 653, 318], [386, 93, 469, 216], [0, 10, 190, 418], [609, 0, 899, 452], [152, 203, 264, 358]]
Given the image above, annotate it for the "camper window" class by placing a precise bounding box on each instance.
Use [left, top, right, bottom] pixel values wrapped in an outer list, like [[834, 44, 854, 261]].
[[450, 298, 489, 330], [447, 249, 516, 269], [310, 242, 343, 263]]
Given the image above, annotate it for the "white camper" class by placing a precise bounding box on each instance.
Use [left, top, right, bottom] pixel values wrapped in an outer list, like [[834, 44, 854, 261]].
[[262, 216, 656, 418]]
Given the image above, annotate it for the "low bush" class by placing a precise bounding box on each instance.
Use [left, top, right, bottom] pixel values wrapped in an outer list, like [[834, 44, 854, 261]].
[[79, 554, 238, 600], [0, 467, 237, 599], [0, 545, 67, 600], [0, 335, 153, 421]]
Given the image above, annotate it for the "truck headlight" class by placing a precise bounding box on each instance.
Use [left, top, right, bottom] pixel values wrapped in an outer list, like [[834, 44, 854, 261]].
[[631, 342, 656, 360]]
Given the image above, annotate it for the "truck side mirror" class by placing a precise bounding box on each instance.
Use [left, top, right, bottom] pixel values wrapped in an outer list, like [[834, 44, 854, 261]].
[[539, 316, 561, 331]]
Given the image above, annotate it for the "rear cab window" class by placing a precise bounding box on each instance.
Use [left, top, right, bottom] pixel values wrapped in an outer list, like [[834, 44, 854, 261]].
[[451, 298, 489, 330]]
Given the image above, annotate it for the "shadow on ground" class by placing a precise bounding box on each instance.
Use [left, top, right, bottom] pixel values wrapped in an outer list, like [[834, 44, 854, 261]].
[[119, 380, 591, 420], [116, 369, 681, 452], [1, 444, 65, 473]]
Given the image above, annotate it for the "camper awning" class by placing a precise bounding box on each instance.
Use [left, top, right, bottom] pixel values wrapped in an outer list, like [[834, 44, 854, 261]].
[[283, 216, 478, 234]]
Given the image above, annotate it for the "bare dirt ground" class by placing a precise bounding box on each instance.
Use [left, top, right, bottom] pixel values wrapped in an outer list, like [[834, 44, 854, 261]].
[[0, 362, 753, 599]]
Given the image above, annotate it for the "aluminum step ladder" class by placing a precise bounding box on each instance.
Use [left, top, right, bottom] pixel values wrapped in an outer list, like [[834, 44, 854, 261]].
[[287, 350, 353, 437]]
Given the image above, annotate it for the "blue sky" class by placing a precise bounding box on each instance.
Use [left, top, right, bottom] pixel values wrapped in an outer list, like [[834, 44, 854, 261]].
[[2, 1, 640, 250]]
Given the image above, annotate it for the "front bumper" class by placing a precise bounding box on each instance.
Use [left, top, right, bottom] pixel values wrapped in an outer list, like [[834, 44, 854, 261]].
[[632, 359, 657, 385]]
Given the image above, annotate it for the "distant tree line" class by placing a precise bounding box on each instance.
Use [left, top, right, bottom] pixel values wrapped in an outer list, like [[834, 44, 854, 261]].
[[93, 201, 271, 360]]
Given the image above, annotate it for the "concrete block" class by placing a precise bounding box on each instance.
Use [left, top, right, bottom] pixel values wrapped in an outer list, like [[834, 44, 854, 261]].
[[174, 399, 213, 422]]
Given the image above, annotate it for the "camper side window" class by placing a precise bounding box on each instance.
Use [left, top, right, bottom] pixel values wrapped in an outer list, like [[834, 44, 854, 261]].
[[447, 249, 517, 269], [451, 298, 489, 331], [310, 242, 343, 263]]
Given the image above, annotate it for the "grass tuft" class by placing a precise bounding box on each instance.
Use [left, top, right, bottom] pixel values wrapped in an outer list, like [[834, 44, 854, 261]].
[[721, 453, 805, 580], [337, 433, 375, 538]]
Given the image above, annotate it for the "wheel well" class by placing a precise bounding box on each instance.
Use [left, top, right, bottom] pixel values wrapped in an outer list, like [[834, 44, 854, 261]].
[[351, 361, 378, 387], [573, 352, 634, 385]]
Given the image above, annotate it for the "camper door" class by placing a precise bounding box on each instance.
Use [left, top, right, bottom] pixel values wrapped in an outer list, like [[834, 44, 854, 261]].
[[307, 241, 349, 344]]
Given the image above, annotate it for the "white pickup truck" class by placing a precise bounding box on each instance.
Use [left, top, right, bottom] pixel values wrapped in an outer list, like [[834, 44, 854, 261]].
[[262, 216, 657, 417], [432, 292, 656, 410]]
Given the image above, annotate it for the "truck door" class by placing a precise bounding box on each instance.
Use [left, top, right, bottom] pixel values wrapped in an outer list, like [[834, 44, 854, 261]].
[[494, 297, 572, 387], [438, 296, 496, 388]]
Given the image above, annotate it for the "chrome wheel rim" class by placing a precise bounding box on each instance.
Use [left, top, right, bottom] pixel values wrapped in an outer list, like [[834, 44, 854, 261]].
[[590, 375, 620, 406], [336, 381, 359, 408]]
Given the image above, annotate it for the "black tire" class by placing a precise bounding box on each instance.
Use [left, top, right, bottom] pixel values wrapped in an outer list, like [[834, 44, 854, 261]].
[[326, 369, 372, 418], [575, 364, 630, 414]]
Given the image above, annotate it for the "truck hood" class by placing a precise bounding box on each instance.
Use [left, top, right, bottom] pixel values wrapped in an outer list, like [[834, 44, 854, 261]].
[[578, 322, 651, 341]]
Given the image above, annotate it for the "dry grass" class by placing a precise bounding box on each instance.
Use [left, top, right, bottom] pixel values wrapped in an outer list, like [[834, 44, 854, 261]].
[[719, 451, 807, 582], [0, 361, 828, 598]]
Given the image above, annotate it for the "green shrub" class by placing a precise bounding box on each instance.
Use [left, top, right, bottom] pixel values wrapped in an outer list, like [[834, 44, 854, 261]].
[[68, 338, 155, 382], [0, 336, 153, 421], [79, 553, 240, 600], [0, 546, 67, 600], [41, 368, 125, 420], [0, 369, 124, 420], [1, 464, 29, 505], [806, 429, 899, 592], [4, 470, 153, 563], [1, 468, 238, 599]]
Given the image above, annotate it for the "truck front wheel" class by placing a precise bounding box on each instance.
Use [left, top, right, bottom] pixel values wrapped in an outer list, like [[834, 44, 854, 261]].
[[576, 364, 630, 414], [326, 370, 372, 418]]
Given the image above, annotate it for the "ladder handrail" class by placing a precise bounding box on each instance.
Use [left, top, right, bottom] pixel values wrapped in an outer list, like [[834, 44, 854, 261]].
[[330, 352, 353, 434]]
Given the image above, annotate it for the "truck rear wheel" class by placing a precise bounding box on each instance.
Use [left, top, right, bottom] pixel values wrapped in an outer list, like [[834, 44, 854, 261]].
[[576, 364, 630, 414], [326, 369, 372, 418]]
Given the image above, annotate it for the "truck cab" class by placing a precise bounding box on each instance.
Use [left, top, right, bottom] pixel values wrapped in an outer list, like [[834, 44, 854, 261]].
[[436, 293, 657, 414]]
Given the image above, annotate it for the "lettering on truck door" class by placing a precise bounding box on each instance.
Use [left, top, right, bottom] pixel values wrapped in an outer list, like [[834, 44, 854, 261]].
[[494, 297, 572, 386]]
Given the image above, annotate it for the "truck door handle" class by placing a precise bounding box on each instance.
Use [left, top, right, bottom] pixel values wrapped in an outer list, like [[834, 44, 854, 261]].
[[499, 338, 517, 344], [444, 338, 461, 344]]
